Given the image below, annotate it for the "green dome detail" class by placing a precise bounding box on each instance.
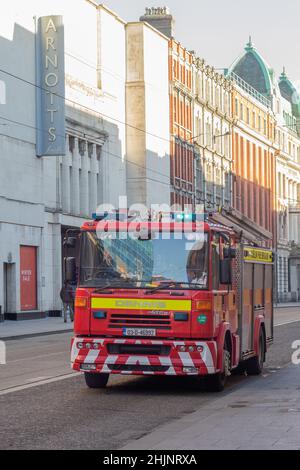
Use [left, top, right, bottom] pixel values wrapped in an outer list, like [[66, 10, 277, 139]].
[[279, 68, 300, 117], [228, 38, 272, 98]]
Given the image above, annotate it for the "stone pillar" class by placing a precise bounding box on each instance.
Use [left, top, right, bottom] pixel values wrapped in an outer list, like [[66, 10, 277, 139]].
[[61, 135, 71, 214], [80, 140, 89, 217], [90, 143, 98, 214], [71, 137, 81, 216], [98, 144, 104, 206]]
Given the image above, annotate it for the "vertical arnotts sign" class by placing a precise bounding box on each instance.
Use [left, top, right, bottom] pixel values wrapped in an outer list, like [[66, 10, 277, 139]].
[[36, 16, 65, 156]]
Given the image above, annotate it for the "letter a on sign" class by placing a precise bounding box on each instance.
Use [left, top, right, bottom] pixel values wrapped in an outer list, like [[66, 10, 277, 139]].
[[46, 18, 57, 33]]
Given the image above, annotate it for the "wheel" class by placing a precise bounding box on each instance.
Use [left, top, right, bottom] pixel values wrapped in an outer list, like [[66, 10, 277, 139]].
[[246, 329, 265, 375], [206, 346, 231, 392], [231, 362, 246, 376], [84, 372, 109, 389]]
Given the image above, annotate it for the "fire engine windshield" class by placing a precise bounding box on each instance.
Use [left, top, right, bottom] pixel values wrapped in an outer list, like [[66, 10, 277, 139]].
[[79, 231, 209, 289]]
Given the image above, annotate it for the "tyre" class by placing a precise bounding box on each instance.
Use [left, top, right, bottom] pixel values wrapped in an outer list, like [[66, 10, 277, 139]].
[[206, 346, 231, 392], [246, 329, 265, 376], [231, 362, 246, 376], [84, 372, 109, 389]]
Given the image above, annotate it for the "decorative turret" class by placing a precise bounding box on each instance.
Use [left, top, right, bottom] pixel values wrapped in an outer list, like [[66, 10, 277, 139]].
[[227, 37, 272, 99], [279, 66, 288, 81], [278, 67, 300, 123], [245, 36, 254, 52]]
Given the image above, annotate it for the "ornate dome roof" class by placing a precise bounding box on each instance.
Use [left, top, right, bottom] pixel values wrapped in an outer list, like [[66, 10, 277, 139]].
[[278, 67, 300, 117], [228, 37, 273, 98]]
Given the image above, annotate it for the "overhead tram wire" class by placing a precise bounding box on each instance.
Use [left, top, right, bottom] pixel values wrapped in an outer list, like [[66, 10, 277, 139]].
[[0, 65, 222, 186], [0, 114, 173, 190], [1, 113, 243, 205], [2, 113, 300, 206], [0, 114, 172, 186], [0, 66, 221, 148], [65, 51, 169, 94], [1, 68, 300, 205], [0, 114, 219, 204], [0, 67, 172, 145]]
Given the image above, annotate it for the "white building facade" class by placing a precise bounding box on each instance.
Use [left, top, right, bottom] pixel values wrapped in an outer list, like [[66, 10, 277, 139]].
[[0, 1, 170, 320]]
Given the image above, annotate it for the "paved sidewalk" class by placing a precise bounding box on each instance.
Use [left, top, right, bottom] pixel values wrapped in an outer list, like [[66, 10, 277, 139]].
[[274, 302, 300, 308], [274, 306, 300, 326], [0, 317, 73, 340], [122, 364, 300, 450]]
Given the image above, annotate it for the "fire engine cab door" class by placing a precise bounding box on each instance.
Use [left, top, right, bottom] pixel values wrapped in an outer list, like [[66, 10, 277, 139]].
[[62, 229, 81, 285]]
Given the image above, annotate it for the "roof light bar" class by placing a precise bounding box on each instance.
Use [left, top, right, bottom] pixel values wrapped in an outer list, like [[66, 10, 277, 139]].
[[91, 210, 207, 222], [170, 212, 204, 222]]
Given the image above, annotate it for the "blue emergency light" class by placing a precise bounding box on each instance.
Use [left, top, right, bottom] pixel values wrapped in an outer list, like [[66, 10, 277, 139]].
[[92, 212, 109, 221], [92, 210, 135, 221], [171, 213, 204, 222]]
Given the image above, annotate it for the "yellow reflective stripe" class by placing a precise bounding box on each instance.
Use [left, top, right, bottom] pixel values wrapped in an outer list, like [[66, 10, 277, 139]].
[[91, 298, 192, 311]]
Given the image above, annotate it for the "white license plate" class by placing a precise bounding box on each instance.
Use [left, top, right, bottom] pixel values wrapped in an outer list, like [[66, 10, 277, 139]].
[[123, 327, 156, 337]]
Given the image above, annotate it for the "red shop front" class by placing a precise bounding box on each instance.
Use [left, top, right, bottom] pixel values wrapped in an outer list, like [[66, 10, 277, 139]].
[[20, 246, 37, 311]]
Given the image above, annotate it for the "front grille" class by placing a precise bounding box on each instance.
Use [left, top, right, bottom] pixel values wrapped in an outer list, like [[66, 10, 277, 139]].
[[108, 364, 169, 372], [108, 313, 171, 330], [107, 343, 171, 356]]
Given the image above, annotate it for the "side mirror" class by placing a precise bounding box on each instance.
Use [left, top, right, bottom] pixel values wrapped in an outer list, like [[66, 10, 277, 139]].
[[65, 257, 76, 282], [220, 258, 231, 284], [64, 237, 77, 248]]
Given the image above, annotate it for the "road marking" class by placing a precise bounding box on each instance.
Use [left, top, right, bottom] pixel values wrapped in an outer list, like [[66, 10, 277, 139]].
[[0, 372, 77, 396], [275, 319, 300, 327], [25, 376, 51, 383]]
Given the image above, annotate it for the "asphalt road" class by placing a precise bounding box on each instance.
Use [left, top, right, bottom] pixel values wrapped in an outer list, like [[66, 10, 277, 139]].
[[0, 308, 299, 450]]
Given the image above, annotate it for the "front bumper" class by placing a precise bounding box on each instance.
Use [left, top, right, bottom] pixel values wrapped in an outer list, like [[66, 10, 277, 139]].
[[71, 337, 218, 376]]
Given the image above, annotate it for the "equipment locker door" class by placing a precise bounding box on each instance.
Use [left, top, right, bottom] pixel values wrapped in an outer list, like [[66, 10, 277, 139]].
[[241, 262, 253, 352], [253, 263, 264, 348], [264, 263, 273, 342]]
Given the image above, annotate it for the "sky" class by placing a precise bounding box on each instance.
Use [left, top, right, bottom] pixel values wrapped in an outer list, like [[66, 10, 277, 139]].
[[103, 0, 300, 84]]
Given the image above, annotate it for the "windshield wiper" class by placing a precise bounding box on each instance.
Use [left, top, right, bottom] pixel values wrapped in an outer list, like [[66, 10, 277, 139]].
[[146, 281, 206, 294], [146, 281, 186, 294], [93, 279, 138, 292], [93, 283, 113, 293]]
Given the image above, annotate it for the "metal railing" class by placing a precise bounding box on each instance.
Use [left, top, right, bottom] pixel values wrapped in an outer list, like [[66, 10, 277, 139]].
[[229, 71, 271, 108]]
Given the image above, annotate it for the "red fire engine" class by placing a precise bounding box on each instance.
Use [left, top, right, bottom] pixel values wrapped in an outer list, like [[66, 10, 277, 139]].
[[65, 211, 274, 392]]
